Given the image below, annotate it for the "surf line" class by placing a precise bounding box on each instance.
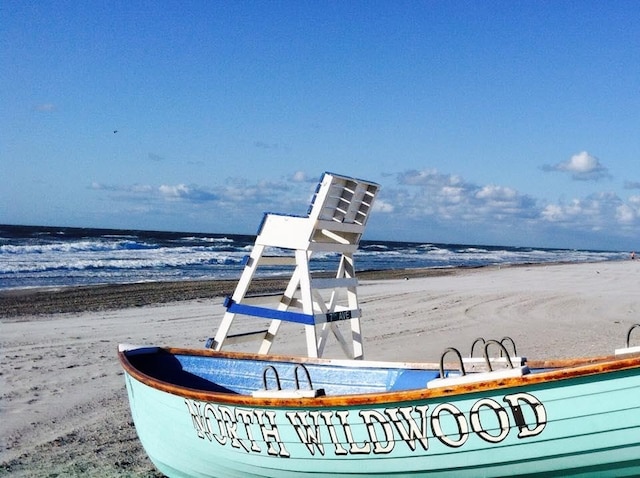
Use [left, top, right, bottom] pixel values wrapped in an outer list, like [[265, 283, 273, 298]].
[[184, 392, 547, 458]]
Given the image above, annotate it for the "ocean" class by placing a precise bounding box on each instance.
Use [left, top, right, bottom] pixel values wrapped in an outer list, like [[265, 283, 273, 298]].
[[0, 224, 628, 290]]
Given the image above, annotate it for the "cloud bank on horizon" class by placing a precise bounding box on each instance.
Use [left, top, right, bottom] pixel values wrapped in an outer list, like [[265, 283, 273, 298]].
[[84, 151, 638, 251]]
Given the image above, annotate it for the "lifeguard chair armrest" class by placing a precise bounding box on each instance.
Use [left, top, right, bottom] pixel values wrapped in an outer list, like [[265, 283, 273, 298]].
[[256, 212, 308, 235], [256, 214, 313, 249]]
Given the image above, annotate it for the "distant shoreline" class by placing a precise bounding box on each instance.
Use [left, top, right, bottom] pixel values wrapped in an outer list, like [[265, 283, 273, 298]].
[[0, 261, 606, 318]]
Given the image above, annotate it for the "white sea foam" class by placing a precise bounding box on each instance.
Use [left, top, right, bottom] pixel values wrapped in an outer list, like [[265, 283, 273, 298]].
[[0, 226, 628, 290]]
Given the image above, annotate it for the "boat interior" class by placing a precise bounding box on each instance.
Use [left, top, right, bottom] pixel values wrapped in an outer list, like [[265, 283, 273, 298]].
[[123, 324, 640, 398]]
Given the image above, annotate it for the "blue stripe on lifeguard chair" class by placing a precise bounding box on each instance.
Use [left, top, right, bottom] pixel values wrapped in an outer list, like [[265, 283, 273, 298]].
[[223, 296, 316, 325], [223, 297, 356, 326]]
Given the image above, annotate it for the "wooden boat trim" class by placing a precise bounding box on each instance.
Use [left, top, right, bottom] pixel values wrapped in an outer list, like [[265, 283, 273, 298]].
[[118, 346, 640, 408]]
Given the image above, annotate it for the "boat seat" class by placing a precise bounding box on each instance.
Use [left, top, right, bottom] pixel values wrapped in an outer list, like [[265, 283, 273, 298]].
[[251, 388, 325, 398], [615, 346, 640, 356], [426, 365, 530, 389], [463, 356, 526, 372]]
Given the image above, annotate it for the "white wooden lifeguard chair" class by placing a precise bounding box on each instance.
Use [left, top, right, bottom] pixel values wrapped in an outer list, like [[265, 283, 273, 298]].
[[207, 172, 380, 359]]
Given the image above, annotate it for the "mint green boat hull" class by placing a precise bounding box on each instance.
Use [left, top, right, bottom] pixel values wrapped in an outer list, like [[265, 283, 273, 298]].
[[120, 347, 640, 477]]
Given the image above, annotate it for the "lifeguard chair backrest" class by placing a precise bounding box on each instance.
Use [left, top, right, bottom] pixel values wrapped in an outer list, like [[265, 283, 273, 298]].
[[307, 172, 379, 248]]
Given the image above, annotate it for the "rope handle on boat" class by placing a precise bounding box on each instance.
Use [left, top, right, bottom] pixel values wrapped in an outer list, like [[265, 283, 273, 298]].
[[439, 347, 466, 378], [261, 364, 315, 391], [483, 340, 515, 371], [626, 324, 640, 348], [470, 336, 517, 358]]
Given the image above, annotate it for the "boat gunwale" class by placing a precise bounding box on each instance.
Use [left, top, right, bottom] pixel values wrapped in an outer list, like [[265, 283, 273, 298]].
[[118, 346, 640, 408]]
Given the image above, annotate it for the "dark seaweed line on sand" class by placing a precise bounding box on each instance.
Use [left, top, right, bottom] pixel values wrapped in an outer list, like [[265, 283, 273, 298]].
[[0, 268, 463, 319]]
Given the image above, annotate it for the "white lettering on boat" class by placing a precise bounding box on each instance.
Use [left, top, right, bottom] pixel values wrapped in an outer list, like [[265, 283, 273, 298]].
[[184, 392, 547, 457], [185, 400, 290, 457], [384, 405, 430, 451], [502, 392, 548, 438], [469, 398, 510, 443], [431, 402, 469, 447]]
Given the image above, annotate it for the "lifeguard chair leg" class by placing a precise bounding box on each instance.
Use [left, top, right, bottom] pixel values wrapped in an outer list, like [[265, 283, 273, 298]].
[[258, 266, 303, 355], [343, 254, 364, 359], [211, 245, 266, 350], [350, 318, 364, 360], [317, 253, 364, 359], [295, 249, 320, 358]]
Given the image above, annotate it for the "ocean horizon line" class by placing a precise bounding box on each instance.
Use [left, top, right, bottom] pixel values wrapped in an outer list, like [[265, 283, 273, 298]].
[[0, 222, 626, 253], [0, 223, 629, 291]]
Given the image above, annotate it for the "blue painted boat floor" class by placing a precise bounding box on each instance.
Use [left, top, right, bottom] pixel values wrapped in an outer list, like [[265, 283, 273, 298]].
[[129, 352, 443, 395]]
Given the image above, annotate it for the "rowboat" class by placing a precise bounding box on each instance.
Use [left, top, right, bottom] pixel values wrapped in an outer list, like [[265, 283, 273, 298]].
[[119, 172, 640, 475], [119, 325, 640, 477]]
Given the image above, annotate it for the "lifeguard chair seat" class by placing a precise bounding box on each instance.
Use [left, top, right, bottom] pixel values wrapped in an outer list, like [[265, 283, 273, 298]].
[[208, 172, 380, 359]]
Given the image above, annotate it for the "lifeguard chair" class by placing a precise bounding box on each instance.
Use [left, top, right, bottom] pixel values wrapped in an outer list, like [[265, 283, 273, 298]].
[[208, 172, 380, 359]]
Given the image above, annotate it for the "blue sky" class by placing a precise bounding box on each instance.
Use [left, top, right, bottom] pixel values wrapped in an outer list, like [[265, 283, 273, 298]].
[[2, 1, 639, 251]]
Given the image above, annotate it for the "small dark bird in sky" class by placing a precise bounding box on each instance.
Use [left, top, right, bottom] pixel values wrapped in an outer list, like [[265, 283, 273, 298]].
[[113, 130, 118, 134]]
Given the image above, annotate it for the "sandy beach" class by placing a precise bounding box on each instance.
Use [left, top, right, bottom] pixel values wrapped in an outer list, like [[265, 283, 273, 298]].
[[1, 261, 639, 476]]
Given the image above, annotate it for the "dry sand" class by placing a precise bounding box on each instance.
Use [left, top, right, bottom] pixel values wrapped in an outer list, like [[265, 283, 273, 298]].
[[1, 261, 639, 476]]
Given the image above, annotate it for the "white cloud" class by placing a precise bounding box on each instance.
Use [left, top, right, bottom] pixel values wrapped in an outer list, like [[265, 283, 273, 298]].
[[616, 204, 636, 224], [540, 192, 640, 235], [392, 169, 536, 223], [159, 184, 218, 202], [373, 199, 394, 213], [130, 184, 154, 193], [440, 186, 465, 204], [399, 169, 466, 188], [564, 151, 600, 173], [91, 182, 151, 193], [618, 195, 640, 224], [541, 204, 564, 222], [542, 151, 609, 180], [159, 184, 190, 199], [475, 185, 517, 201], [92, 182, 218, 203], [388, 169, 640, 245], [291, 171, 310, 182]]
